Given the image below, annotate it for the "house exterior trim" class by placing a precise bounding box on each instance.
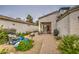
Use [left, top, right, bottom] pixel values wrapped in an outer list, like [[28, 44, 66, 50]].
[[38, 11, 58, 19], [57, 6, 79, 22]]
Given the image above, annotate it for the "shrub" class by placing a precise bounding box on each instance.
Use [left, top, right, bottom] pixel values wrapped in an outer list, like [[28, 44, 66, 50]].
[[53, 29, 59, 36], [29, 39, 34, 43], [16, 32, 24, 36], [58, 35, 79, 54], [16, 39, 33, 51], [56, 36, 62, 40], [16, 32, 31, 36], [25, 32, 31, 35], [0, 26, 8, 45]]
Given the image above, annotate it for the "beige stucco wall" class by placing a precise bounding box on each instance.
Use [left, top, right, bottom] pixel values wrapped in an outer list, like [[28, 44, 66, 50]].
[[69, 10, 79, 35], [57, 10, 79, 36], [38, 8, 79, 36], [57, 15, 70, 36], [39, 12, 58, 33], [0, 19, 38, 33]]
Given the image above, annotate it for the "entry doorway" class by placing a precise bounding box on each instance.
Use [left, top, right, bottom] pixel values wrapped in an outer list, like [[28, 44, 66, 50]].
[[42, 22, 51, 34]]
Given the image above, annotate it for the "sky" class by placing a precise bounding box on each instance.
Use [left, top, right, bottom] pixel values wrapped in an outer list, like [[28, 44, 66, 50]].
[[0, 5, 74, 22]]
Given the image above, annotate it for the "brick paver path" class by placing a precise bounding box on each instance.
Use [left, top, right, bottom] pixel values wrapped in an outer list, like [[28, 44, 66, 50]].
[[16, 34, 59, 54]]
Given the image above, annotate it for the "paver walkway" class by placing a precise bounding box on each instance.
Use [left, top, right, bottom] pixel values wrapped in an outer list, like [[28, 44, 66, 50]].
[[16, 34, 59, 54], [39, 34, 59, 54]]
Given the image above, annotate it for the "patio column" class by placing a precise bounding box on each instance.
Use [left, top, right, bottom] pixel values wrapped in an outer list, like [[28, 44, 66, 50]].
[[39, 21, 41, 32]]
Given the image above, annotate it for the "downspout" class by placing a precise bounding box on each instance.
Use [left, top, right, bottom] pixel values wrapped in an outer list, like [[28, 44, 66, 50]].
[[68, 14, 70, 35]]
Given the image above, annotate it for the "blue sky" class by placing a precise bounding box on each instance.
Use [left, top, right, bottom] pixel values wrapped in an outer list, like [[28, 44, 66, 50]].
[[0, 5, 74, 21]]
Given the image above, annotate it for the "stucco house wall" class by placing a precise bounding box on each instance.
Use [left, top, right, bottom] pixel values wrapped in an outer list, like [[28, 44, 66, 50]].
[[57, 7, 79, 36], [69, 10, 79, 35], [0, 18, 38, 33], [38, 6, 79, 36], [39, 12, 58, 33], [57, 15, 70, 36]]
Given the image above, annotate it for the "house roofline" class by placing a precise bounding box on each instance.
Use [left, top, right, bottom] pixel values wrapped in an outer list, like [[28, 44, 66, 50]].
[[57, 6, 79, 22], [38, 11, 59, 19], [0, 15, 33, 25]]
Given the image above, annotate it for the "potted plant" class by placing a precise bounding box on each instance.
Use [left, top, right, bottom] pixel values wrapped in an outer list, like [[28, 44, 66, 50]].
[[53, 29, 59, 40]]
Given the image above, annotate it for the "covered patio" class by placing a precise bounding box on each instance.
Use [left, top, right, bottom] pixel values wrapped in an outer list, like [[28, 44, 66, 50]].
[[39, 22, 52, 34]]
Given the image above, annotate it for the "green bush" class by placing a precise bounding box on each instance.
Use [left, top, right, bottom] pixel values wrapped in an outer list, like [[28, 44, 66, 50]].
[[58, 35, 79, 54], [16, 39, 33, 51], [25, 32, 31, 35], [16, 32, 31, 36], [56, 36, 62, 40], [0, 26, 8, 45], [16, 32, 24, 36]]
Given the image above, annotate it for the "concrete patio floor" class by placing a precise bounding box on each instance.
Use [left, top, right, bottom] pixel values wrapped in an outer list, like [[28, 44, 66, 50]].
[[16, 34, 59, 54]]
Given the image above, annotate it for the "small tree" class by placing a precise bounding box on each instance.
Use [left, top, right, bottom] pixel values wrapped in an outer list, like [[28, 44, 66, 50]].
[[26, 14, 33, 23]]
